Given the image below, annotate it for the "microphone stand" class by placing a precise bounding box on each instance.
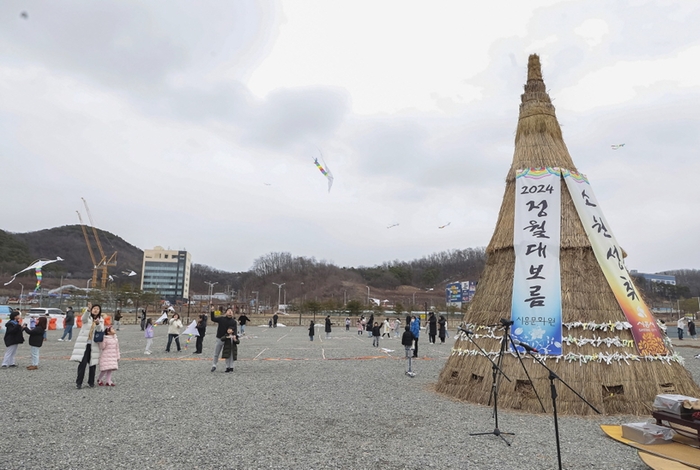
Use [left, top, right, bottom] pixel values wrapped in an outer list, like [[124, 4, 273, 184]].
[[464, 326, 514, 446], [525, 351, 601, 470], [507, 333, 546, 413]]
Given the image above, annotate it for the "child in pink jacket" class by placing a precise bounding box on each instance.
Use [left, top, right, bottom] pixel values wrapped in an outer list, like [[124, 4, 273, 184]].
[[98, 327, 121, 386]]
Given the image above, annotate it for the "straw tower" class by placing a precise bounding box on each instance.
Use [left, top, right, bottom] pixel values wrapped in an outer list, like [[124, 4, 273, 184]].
[[436, 54, 700, 415]]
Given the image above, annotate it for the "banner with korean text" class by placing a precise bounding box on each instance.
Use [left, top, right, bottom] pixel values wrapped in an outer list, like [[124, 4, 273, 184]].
[[512, 167, 562, 355], [563, 170, 668, 355]]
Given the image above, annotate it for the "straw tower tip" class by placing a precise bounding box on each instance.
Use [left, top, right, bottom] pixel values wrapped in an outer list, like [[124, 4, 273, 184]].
[[527, 54, 543, 81]]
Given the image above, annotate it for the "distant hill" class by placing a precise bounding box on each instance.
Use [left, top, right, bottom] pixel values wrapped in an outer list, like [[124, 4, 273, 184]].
[[0, 225, 144, 282]]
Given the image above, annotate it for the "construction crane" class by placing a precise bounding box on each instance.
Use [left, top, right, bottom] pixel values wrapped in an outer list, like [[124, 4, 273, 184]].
[[79, 198, 118, 289], [76, 211, 99, 288]]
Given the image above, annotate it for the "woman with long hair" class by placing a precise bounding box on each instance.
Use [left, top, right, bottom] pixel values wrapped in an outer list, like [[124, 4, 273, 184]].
[[70, 304, 105, 389]]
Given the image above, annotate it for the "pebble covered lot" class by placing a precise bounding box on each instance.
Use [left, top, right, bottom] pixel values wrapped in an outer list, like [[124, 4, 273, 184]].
[[2, 322, 700, 469]]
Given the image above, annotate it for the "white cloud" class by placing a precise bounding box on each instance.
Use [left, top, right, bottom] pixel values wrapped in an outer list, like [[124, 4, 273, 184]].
[[1, 0, 699, 275]]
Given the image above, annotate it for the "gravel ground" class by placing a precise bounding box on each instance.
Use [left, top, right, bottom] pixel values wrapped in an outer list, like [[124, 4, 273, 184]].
[[2, 324, 700, 470]]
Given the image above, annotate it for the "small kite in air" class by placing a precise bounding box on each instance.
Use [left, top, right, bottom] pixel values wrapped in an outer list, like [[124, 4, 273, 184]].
[[438, 222, 451, 229], [122, 270, 137, 277], [387, 223, 399, 229], [4, 257, 63, 291], [20, 11, 28, 19], [313, 150, 334, 193], [611, 144, 625, 150]]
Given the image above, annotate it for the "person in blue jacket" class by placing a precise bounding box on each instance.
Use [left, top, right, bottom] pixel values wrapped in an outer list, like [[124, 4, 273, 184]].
[[410, 316, 420, 358]]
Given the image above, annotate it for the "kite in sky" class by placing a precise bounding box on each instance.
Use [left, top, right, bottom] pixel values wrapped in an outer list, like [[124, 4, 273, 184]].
[[4, 257, 63, 291], [387, 223, 399, 229], [611, 144, 625, 150], [313, 150, 334, 193], [121, 270, 137, 277], [438, 222, 451, 229], [154, 312, 168, 325]]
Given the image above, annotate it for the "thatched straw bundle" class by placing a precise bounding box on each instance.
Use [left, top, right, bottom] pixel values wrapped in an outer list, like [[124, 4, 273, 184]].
[[436, 54, 700, 416]]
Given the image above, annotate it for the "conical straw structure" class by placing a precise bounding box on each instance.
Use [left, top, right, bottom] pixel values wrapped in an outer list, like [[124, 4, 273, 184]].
[[436, 54, 699, 415]]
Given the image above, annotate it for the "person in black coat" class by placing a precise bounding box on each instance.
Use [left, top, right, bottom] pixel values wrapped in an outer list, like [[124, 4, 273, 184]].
[[309, 321, 315, 341], [367, 314, 374, 337], [371, 322, 381, 347], [438, 315, 447, 343], [2, 311, 25, 367], [402, 325, 416, 376], [140, 309, 147, 331], [238, 313, 250, 335], [210, 308, 237, 372], [220, 328, 239, 373], [428, 312, 437, 344], [324, 315, 332, 339], [23, 316, 46, 370], [194, 314, 207, 354]]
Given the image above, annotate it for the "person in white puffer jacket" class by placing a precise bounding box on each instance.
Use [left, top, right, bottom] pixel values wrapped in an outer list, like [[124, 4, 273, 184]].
[[165, 313, 183, 352], [70, 304, 105, 389]]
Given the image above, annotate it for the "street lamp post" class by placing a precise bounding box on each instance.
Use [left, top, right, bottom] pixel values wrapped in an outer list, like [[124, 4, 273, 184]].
[[366, 286, 370, 306], [19, 283, 24, 312], [86, 279, 91, 289], [205, 281, 218, 307], [252, 291, 259, 315], [272, 283, 285, 312]]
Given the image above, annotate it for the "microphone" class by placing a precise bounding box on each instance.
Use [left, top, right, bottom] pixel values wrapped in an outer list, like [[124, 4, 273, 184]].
[[458, 327, 473, 335], [512, 339, 538, 353], [500, 318, 514, 327]]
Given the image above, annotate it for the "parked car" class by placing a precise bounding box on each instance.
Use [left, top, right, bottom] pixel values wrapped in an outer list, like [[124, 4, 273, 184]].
[[0, 306, 16, 315], [27, 308, 66, 330], [28, 308, 65, 317], [0, 305, 18, 333]]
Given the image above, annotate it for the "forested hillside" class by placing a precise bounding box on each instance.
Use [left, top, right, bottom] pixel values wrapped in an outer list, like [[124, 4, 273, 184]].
[[1, 226, 143, 280]]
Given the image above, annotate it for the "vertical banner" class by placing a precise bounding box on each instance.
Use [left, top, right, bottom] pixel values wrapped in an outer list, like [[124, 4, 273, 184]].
[[563, 170, 668, 355], [461, 281, 477, 302], [445, 282, 462, 307], [512, 167, 562, 355]]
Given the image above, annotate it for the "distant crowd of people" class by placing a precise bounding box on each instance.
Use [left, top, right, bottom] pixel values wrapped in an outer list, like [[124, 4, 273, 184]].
[[3, 303, 450, 385]]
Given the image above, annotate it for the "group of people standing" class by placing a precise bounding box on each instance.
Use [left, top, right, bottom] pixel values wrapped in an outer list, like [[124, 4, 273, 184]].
[[676, 316, 697, 340], [2, 310, 47, 370]]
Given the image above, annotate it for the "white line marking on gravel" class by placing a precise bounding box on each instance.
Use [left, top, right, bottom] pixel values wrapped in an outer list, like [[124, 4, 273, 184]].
[[322, 348, 326, 360], [253, 348, 268, 360], [277, 334, 289, 342]]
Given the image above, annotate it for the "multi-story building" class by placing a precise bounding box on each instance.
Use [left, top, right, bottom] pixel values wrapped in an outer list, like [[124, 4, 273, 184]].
[[140, 247, 191, 302], [630, 270, 676, 286]]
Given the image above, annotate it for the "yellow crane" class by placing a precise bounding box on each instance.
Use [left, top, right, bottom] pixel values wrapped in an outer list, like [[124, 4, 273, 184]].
[[76, 211, 99, 288], [78, 198, 118, 289]]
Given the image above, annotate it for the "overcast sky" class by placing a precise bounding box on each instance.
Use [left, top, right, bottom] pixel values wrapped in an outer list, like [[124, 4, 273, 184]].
[[1, 0, 698, 274]]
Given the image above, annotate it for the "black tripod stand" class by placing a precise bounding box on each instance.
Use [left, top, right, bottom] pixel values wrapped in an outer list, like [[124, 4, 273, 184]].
[[465, 323, 515, 446], [525, 350, 600, 470]]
